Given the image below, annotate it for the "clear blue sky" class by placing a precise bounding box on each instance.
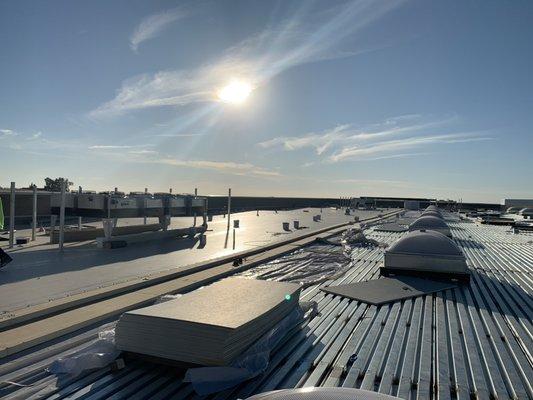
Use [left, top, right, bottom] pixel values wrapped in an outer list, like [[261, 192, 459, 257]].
[[1, 0, 532, 202]]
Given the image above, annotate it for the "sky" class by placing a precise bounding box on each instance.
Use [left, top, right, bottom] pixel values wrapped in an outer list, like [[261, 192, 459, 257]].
[[1, 0, 532, 203]]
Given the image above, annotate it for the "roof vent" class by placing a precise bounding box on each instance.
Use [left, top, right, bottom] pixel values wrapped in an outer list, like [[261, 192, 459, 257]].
[[409, 215, 451, 237], [246, 387, 403, 400], [381, 230, 469, 281]]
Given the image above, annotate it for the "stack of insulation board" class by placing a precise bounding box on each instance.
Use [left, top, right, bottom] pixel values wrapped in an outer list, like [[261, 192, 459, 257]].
[[115, 278, 301, 366]]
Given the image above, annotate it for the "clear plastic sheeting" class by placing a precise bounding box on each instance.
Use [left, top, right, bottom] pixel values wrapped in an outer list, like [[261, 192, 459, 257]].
[[241, 242, 352, 287], [341, 227, 388, 249], [242, 227, 389, 287], [47, 294, 182, 378], [154, 293, 182, 304], [47, 328, 119, 377], [184, 302, 318, 396]]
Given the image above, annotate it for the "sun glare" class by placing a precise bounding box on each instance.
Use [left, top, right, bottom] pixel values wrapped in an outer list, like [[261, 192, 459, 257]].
[[217, 80, 253, 104]]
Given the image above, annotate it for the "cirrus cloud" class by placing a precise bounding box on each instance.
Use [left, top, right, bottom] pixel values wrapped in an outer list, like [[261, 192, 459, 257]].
[[91, 0, 403, 117], [130, 7, 189, 53]]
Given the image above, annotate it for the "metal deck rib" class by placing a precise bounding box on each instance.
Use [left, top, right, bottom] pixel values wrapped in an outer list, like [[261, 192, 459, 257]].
[[1, 221, 532, 399]]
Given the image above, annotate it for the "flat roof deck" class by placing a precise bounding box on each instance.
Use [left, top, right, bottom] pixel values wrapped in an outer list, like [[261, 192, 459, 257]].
[[0, 208, 371, 315], [0, 219, 532, 399]]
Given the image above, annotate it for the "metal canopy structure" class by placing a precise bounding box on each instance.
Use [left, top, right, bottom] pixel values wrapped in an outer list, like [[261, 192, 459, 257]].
[[1, 220, 532, 400]]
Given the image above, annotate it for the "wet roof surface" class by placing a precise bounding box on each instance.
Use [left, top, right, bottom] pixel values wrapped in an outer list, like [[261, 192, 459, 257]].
[[1, 219, 532, 400]]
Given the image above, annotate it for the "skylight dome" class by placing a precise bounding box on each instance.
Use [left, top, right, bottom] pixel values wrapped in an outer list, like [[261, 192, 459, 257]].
[[409, 215, 451, 237], [519, 208, 533, 217], [382, 230, 469, 281], [388, 230, 461, 256], [421, 210, 443, 219]]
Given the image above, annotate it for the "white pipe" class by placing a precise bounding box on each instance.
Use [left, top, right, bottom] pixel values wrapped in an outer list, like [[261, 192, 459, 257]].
[[59, 180, 66, 251], [9, 182, 15, 248], [192, 189, 197, 226], [32, 185, 37, 241], [50, 215, 57, 244], [144, 187, 148, 225], [227, 188, 232, 232], [203, 197, 208, 226], [78, 186, 82, 230]]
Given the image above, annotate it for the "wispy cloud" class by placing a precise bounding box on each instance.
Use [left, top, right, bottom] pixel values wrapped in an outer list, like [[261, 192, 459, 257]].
[[328, 132, 492, 162], [128, 149, 158, 155], [88, 144, 154, 150], [363, 152, 433, 161], [0, 130, 85, 156], [92, 0, 403, 117], [258, 114, 493, 163], [89, 145, 134, 150], [326, 178, 411, 187], [153, 133, 204, 138], [0, 129, 17, 137], [130, 7, 188, 53], [257, 115, 455, 154], [151, 158, 281, 178], [258, 124, 352, 155]]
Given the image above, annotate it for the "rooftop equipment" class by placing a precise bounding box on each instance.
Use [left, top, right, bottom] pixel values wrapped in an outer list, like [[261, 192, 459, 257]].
[[189, 195, 207, 216], [82, 194, 139, 218], [154, 193, 187, 216], [50, 192, 77, 216], [409, 215, 451, 237], [51, 192, 206, 218], [505, 206, 521, 214], [381, 230, 470, 281]]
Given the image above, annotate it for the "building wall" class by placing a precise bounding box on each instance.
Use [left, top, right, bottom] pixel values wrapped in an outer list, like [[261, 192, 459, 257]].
[[0, 192, 51, 217], [503, 199, 533, 208]]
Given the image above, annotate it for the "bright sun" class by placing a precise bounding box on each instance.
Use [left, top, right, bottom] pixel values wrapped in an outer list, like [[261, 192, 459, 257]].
[[217, 80, 253, 104]]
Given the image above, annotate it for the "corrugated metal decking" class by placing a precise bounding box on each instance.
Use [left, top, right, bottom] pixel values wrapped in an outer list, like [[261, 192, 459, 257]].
[[0, 220, 532, 399]]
